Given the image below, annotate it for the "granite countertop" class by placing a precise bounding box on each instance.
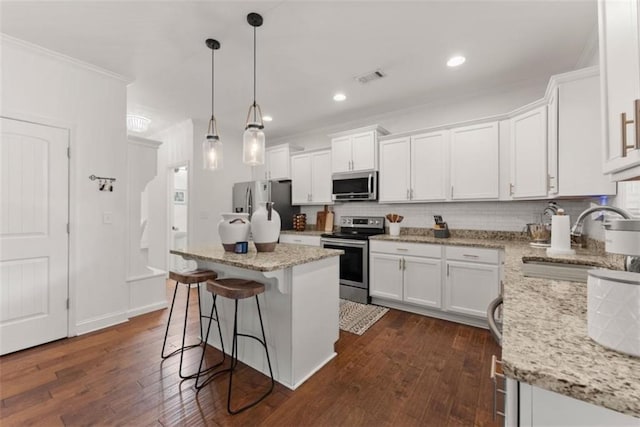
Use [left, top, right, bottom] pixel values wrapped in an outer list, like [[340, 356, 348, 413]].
[[171, 243, 342, 272], [373, 230, 638, 417]]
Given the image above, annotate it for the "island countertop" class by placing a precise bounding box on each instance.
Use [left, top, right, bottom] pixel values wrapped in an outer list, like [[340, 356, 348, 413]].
[[170, 243, 343, 272]]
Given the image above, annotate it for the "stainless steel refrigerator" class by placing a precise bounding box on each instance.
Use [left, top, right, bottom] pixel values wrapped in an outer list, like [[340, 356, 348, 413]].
[[232, 180, 299, 230]]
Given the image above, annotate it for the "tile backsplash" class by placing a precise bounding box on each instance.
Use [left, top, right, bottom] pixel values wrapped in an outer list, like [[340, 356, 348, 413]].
[[300, 199, 594, 233]]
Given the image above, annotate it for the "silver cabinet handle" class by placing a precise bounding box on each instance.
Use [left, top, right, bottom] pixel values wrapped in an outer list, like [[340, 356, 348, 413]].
[[450, 186, 454, 198], [396, 248, 408, 252], [406, 189, 410, 200], [447, 264, 450, 276], [293, 239, 302, 243], [410, 188, 414, 199], [463, 254, 480, 259], [402, 258, 406, 270], [368, 173, 373, 195], [509, 183, 514, 196], [547, 174, 555, 191], [622, 111, 635, 157], [398, 258, 402, 270]]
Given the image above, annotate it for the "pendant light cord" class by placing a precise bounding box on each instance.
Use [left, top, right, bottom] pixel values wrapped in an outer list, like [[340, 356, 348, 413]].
[[211, 46, 215, 119], [253, 25, 257, 122]]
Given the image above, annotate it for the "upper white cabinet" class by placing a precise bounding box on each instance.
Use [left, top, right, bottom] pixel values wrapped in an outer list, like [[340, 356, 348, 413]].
[[450, 122, 500, 200], [291, 150, 332, 205], [509, 105, 548, 199], [555, 71, 617, 196], [252, 143, 301, 181], [599, 0, 640, 180], [330, 125, 389, 174], [379, 131, 449, 203]]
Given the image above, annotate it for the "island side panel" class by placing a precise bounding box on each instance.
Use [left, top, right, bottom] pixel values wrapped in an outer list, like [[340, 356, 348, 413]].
[[196, 261, 294, 388], [291, 256, 340, 388]]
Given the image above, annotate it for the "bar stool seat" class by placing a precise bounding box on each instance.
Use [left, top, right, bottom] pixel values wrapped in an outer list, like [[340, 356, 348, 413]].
[[162, 269, 222, 380], [195, 278, 274, 415]]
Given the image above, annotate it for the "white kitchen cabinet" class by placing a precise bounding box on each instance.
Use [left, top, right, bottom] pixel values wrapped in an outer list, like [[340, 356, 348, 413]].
[[252, 143, 301, 181], [291, 150, 332, 205], [515, 383, 638, 427], [509, 105, 548, 199], [450, 121, 500, 200], [599, 0, 640, 180], [379, 131, 448, 203], [279, 234, 321, 247], [555, 72, 617, 196], [444, 246, 501, 319], [369, 241, 442, 308], [547, 87, 559, 196], [330, 125, 389, 173], [379, 137, 410, 202]]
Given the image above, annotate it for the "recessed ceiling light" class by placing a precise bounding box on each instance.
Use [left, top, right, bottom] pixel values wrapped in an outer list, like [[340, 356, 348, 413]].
[[333, 93, 346, 102], [447, 56, 466, 67], [263, 115, 273, 122]]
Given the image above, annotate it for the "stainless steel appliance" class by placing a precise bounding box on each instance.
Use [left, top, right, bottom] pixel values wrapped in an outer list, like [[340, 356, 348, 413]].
[[232, 180, 299, 230], [320, 215, 385, 304], [332, 171, 378, 201]]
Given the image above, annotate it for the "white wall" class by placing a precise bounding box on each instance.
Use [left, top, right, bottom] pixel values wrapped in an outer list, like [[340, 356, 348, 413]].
[[1, 36, 130, 334]]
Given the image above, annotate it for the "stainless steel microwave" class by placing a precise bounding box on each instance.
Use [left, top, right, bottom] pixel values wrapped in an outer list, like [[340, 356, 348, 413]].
[[332, 171, 377, 201]]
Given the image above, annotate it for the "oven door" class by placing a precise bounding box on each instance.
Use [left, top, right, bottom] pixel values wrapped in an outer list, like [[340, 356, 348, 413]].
[[320, 238, 368, 289]]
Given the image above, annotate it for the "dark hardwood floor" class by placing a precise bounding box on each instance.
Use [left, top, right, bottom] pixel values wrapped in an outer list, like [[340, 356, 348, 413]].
[[0, 281, 501, 426]]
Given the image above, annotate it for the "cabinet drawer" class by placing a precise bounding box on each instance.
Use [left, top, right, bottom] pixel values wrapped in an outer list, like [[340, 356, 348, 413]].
[[446, 246, 500, 264], [280, 234, 321, 247], [370, 240, 442, 258]]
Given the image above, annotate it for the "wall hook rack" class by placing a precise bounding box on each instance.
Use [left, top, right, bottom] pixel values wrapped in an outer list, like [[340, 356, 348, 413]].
[[89, 174, 116, 192]]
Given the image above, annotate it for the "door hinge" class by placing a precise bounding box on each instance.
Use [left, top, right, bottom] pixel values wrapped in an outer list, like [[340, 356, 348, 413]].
[[67, 147, 71, 158]]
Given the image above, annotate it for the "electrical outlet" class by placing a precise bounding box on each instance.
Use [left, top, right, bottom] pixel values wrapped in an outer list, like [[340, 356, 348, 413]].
[[103, 212, 113, 224]]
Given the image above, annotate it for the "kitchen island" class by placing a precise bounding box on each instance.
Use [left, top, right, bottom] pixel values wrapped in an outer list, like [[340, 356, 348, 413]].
[[170, 243, 343, 390]]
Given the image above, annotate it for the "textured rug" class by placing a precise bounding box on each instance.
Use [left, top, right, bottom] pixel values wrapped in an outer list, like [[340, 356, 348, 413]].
[[339, 299, 389, 335]]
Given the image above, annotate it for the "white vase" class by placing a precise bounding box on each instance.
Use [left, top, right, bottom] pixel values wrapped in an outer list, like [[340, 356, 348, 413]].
[[218, 213, 250, 252], [251, 202, 281, 252]]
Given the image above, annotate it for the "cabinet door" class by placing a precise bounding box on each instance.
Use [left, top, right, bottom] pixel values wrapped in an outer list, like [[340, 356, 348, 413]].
[[510, 106, 548, 198], [331, 136, 352, 173], [450, 122, 500, 200], [351, 131, 376, 171], [403, 255, 442, 309], [445, 261, 499, 318], [379, 137, 411, 202], [311, 151, 332, 204], [599, 0, 640, 176], [291, 154, 311, 205], [558, 75, 617, 196], [369, 253, 403, 301], [411, 131, 448, 201], [267, 146, 291, 180], [547, 87, 559, 195]]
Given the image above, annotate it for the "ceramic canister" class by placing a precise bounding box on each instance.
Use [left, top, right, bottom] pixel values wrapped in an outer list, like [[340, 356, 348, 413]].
[[251, 202, 281, 252], [218, 213, 250, 252]]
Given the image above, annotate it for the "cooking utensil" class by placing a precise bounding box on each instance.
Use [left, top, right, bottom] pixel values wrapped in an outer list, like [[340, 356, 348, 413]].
[[316, 205, 328, 231], [324, 210, 334, 232]]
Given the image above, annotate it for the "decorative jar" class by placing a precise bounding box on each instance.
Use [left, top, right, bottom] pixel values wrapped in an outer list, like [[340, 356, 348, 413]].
[[251, 202, 281, 252], [218, 213, 250, 252]]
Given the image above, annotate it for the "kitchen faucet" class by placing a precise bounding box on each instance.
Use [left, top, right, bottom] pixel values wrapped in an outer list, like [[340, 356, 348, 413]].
[[570, 205, 632, 247]]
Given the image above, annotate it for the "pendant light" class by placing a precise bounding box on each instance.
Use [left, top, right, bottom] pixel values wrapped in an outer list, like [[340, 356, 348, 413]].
[[242, 12, 266, 166], [203, 38, 222, 170]]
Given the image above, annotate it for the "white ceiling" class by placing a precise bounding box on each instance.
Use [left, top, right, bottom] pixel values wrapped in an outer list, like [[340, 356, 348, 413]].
[[0, 1, 598, 140]]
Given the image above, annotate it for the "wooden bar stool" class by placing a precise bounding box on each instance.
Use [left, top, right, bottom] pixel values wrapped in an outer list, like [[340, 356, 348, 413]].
[[161, 269, 223, 379], [195, 278, 274, 415]]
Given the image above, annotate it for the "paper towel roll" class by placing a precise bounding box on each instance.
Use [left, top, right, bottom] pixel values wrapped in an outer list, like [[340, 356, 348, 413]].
[[547, 214, 576, 256]]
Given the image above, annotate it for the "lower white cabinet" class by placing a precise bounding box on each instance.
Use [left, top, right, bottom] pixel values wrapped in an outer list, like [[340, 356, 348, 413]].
[[370, 241, 502, 326], [279, 234, 321, 247], [515, 383, 637, 427], [369, 241, 442, 308]]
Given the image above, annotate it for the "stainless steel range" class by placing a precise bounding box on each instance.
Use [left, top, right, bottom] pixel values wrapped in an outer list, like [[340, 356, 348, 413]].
[[320, 216, 385, 304]]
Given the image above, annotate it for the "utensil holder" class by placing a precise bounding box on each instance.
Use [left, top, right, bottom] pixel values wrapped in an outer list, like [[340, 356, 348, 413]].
[[389, 223, 401, 236]]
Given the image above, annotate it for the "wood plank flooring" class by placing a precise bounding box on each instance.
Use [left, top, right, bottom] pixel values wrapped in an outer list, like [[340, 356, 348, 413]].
[[1, 281, 501, 426]]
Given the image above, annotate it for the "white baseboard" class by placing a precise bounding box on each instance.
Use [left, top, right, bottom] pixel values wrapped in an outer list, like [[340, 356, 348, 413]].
[[75, 311, 129, 335], [127, 301, 168, 318]]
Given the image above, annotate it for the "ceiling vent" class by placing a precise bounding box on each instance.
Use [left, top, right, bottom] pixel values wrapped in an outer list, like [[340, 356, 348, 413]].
[[354, 69, 386, 84]]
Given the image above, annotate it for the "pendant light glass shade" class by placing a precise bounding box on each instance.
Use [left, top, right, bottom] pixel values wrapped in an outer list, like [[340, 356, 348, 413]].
[[203, 38, 222, 170], [243, 122, 265, 166], [243, 13, 266, 166]]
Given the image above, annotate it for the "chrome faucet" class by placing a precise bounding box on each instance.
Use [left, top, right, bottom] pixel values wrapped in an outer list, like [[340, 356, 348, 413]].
[[570, 205, 632, 247]]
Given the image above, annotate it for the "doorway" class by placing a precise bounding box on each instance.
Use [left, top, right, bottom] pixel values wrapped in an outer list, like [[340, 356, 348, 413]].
[[168, 163, 193, 272], [0, 117, 69, 355]]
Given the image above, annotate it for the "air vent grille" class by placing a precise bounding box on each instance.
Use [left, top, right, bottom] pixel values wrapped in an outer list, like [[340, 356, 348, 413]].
[[355, 69, 386, 84]]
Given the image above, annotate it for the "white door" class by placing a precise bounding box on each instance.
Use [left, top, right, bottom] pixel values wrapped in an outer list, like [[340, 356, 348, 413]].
[[291, 154, 311, 204], [310, 151, 332, 204], [0, 118, 69, 355], [403, 255, 442, 309], [350, 131, 376, 171], [369, 253, 403, 301], [267, 146, 290, 180], [510, 106, 548, 198], [445, 261, 500, 318], [331, 136, 352, 173]]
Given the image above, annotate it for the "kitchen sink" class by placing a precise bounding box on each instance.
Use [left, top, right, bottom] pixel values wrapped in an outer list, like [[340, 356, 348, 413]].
[[521, 259, 596, 283]]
